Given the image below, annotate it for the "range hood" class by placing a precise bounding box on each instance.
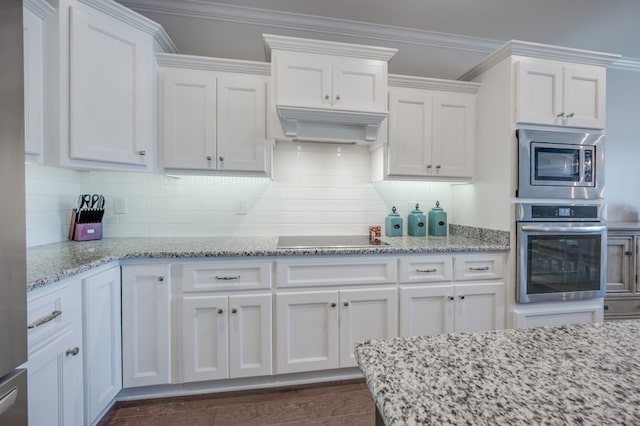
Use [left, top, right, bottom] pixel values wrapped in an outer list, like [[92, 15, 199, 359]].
[[264, 34, 396, 144], [277, 105, 387, 144]]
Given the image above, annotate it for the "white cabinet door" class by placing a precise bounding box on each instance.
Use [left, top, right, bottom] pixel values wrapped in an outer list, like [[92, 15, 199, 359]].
[[515, 60, 605, 129], [454, 282, 505, 333], [23, 6, 46, 160], [162, 68, 217, 170], [275, 291, 339, 374], [217, 76, 267, 172], [515, 60, 564, 126], [122, 264, 171, 388], [332, 57, 386, 111], [563, 65, 606, 129], [82, 266, 122, 425], [68, 6, 152, 167], [338, 288, 397, 367], [432, 94, 475, 178], [27, 329, 83, 426], [229, 293, 272, 378], [182, 295, 228, 382], [399, 285, 454, 337], [273, 51, 332, 108], [387, 89, 432, 176]]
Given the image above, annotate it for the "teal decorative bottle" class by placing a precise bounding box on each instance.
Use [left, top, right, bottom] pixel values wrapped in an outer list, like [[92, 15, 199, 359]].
[[385, 206, 403, 237], [428, 201, 448, 236], [407, 204, 426, 236]]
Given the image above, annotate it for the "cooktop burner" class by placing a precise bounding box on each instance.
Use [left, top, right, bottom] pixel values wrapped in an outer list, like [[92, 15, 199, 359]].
[[277, 235, 389, 249]]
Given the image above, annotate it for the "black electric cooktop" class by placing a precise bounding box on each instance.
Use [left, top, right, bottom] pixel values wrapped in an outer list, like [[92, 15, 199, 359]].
[[277, 235, 389, 249]]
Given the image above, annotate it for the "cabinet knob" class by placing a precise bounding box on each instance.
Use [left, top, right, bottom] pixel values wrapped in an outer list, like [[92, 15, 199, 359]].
[[66, 347, 80, 357], [625, 251, 633, 256], [219, 156, 224, 162], [604, 305, 609, 311], [343, 301, 349, 307], [232, 308, 237, 314], [556, 112, 565, 118], [217, 308, 224, 314], [330, 302, 336, 308], [325, 94, 330, 100], [426, 165, 432, 169], [448, 296, 454, 301], [138, 150, 147, 156], [566, 112, 575, 118], [157, 276, 165, 282], [435, 165, 441, 169], [206, 156, 212, 161], [459, 295, 465, 300], [336, 95, 341, 101]]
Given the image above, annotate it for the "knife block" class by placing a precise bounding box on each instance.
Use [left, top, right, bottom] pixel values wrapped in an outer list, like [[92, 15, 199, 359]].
[[70, 208, 103, 241]]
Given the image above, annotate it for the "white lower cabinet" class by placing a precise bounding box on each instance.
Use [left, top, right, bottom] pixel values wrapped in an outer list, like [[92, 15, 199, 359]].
[[275, 287, 398, 374], [181, 293, 272, 382], [122, 264, 172, 388], [513, 299, 604, 329], [27, 280, 84, 426], [82, 266, 122, 425]]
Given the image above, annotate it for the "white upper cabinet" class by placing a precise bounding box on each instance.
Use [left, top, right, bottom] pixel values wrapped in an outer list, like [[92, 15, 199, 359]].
[[44, 0, 176, 171], [23, 0, 54, 162], [159, 55, 269, 175], [377, 76, 478, 181], [515, 58, 606, 129], [68, 6, 153, 167], [273, 51, 387, 112], [264, 34, 396, 143]]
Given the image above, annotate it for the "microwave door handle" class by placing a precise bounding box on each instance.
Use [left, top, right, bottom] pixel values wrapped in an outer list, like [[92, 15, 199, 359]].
[[520, 225, 607, 234]]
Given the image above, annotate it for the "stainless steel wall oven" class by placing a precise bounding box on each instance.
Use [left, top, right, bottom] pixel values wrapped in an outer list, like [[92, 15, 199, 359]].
[[517, 129, 605, 199], [517, 203, 606, 303]]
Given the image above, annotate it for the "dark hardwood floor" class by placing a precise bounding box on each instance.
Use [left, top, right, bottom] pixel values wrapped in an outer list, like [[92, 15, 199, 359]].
[[98, 379, 375, 426]]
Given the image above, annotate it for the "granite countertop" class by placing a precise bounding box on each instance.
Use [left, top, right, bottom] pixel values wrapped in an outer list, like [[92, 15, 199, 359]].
[[355, 320, 640, 425], [26, 229, 509, 291]]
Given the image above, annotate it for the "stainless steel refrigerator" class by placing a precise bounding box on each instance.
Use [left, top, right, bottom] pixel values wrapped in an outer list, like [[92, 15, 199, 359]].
[[0, 0, 29, 423]]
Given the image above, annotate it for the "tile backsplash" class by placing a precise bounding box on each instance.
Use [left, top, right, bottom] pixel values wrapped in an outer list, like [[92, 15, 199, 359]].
[[25, 141, 453, 247]]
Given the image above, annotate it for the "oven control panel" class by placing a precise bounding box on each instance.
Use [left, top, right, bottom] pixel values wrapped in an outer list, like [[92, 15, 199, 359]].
[[517, 203, 603, 222]]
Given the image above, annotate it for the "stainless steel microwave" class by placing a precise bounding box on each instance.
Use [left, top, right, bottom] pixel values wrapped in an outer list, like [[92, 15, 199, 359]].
[[517, 129, 605, 199]]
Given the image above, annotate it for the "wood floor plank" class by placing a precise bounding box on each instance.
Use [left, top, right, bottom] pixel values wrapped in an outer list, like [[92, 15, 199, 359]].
[[100, 379, 375, 426]]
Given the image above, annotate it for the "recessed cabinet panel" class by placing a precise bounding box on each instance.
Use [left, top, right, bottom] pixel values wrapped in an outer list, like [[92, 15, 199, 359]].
[[181, 261, 272, 292], [23, 6, 46, 159], [515, 60, 562, 126], [388, 91, 432, 176], [332, 57, 386, 111], [563, 65, 606, 129], [606, 236, 634, 294], [338, 288, 397, 367], [454, 282, 504, 333], [275, 291, 339, 374], [229, 294, 272, 378], [399, 256, 452, 283], [162, 69, 217, 169], [432, 94, 474, 178], [274, 51, 332, 108], [69, 6, 152, 166], [276, 258, 396, 288], [399, 285, 454, 337], [217, 77, 267, 172]]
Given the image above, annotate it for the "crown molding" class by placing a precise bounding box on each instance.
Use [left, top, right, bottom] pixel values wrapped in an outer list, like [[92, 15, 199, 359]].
[[389, 74, 480, 94], [609, 57, 640, 72], [263, 34, 397, 61], [156, 52, 270, 75], [117, 0, 502, 55], [460, 40, 622, 81], [80, 0, 178, 53], [24, 0, 55, 19]]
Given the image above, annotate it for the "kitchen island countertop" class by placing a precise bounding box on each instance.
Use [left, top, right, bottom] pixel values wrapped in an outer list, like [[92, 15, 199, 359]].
[[355, 320, 640, 425], [27, 231, 508, 291]]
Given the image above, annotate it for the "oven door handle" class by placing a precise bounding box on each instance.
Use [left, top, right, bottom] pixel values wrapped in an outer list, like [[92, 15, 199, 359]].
[[520, 224, 607, 234]]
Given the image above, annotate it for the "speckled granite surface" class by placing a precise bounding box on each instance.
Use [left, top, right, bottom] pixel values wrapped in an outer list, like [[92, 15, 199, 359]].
[[355, 320, 640, 425], [26, 234, 509, 292]]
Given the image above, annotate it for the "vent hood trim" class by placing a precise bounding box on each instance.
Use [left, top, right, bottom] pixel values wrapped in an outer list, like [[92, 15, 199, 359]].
[[276, 105, 387, 142]]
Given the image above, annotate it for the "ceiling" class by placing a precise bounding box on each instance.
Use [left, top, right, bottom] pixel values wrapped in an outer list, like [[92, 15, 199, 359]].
[[118, 0, 640, 79]]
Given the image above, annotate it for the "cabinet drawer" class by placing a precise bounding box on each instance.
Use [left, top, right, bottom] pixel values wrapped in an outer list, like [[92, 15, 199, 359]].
[[27, 282, 76, 352], [399, 256, 452, 283], [276, 257, 397, 288], [604, 298, 640, 319], [453, 253, 504, 281], [181, 262, 272, 292]]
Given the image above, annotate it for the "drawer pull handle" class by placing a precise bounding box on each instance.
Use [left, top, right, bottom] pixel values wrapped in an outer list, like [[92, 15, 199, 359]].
[[215, 275, 240, 281], [65, 347, 80, 357], [416, 268, 437, 273], [27, 310, 62, 330], [469, 266, 490, 272]]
